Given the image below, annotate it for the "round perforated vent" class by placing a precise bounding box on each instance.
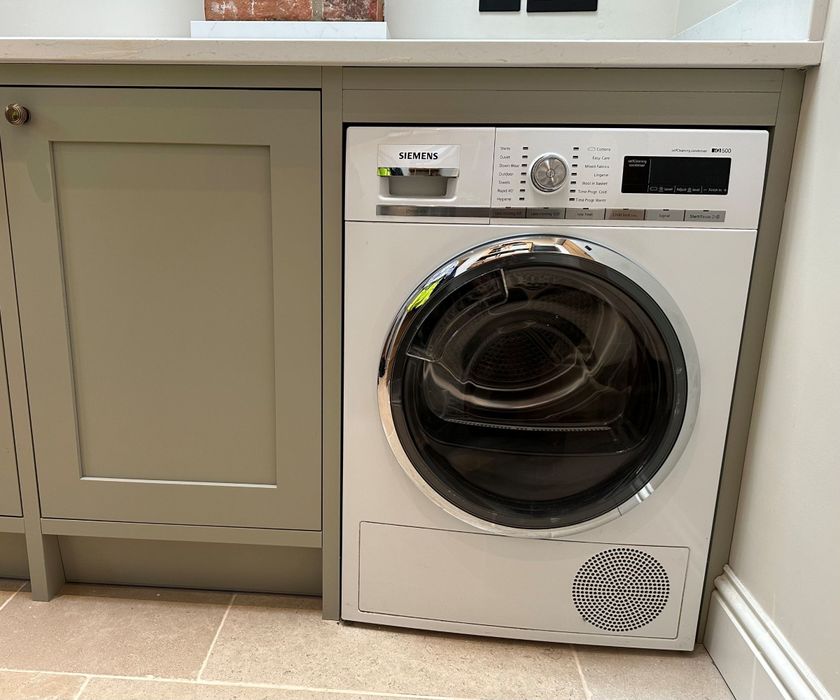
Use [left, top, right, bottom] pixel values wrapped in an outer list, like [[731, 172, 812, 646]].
[[572, 548, 670, 633]]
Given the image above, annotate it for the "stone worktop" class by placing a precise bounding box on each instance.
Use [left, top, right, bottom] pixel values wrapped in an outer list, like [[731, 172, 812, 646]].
[[0, 37, 823, 68]]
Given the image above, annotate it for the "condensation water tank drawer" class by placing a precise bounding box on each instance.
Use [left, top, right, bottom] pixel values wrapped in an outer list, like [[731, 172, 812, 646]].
[[358, 522, 688, 640]]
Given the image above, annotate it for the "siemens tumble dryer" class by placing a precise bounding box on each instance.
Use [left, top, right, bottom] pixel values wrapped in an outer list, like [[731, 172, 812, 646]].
[[342, 126, 769, 650]]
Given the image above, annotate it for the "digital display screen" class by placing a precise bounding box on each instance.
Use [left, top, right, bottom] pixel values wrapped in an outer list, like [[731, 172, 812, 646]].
[[622, 156, 732, 195]]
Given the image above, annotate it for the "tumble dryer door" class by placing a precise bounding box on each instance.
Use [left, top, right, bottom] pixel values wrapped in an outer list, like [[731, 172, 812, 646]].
[[379, 235, 699, 537]]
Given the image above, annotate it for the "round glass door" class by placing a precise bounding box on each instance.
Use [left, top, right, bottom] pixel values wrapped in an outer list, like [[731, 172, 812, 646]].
[[379, 236, 697, 534]]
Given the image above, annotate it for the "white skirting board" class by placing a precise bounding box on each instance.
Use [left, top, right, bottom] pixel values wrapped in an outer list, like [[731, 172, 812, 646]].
[[705, 566, 832, 700], [191, 21, 388, 40]]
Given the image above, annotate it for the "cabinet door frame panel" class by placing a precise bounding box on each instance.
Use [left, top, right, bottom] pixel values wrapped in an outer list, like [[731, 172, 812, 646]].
[[0, 87, 322, 530]]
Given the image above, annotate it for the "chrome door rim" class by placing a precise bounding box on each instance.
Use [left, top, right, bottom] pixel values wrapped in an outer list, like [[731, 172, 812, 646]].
[[378, 234, 701, 539]]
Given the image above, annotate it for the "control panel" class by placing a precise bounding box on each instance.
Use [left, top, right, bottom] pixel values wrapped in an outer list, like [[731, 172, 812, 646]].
[[492, 128, 769, 228], [344, 126, 770, 229]]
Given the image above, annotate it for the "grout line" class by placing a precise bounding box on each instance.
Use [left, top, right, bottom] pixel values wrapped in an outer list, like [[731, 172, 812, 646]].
[[0, 581, 27, 615], [71, 676, 91, 700], [0, 667, 475, 700], [197, 591, 237, 681], [571, 645, 593, 700]]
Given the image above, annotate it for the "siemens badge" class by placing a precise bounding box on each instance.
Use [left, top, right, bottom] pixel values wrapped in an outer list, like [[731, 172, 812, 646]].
[[398, 152, 440, 160], [378, 144, 461, 171]]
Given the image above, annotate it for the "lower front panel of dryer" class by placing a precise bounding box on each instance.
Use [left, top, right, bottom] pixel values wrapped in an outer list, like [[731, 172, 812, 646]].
[[346, 522, 694, 650]]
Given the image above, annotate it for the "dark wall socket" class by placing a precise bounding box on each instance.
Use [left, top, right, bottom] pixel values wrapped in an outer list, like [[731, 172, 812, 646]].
[[527, 0, 598, 11], [479, 0, 522, 11]]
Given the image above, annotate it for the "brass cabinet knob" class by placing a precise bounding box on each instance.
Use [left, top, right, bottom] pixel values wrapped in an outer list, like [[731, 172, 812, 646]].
[[4, 103, 30, 126]]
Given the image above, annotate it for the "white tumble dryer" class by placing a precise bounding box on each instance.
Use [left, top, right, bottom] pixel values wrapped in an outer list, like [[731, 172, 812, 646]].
[[342, 126, 769, 650]]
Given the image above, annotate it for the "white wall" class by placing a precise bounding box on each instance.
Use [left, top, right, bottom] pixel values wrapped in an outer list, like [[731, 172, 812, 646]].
[[386, 0, 817, 40], [0, 0, 820, 39], [0, 0, 202, 37], [677, 0, 816, 40], [705, 1, 840, 698], [385, 0, 681, 40], [675, 0, 737, 34]]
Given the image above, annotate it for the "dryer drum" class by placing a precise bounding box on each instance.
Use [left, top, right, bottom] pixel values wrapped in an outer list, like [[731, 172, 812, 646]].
[[382, 240, 689, 531]]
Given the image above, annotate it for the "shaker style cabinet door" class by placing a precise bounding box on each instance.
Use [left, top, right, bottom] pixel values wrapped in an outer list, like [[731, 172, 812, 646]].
[[0, 88, 321, 529], [0, 324, 22, 517]]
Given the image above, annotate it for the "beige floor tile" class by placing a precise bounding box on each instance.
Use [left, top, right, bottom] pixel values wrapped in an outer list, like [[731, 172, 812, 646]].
[[575, 644, 734, 700], [201, 594, 584, 700], [0, 584, 232, 679], [0, 670, 87, 700], [0, 579, 27, 608], [81, 677, 410, 699]]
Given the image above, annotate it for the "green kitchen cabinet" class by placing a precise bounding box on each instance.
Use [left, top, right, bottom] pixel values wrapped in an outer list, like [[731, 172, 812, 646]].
[[0, 324, 22, 518], [0, 88, 322, 530]]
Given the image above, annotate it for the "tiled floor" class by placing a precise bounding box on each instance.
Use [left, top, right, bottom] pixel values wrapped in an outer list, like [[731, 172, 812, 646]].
[[0, 578, 734, 700]]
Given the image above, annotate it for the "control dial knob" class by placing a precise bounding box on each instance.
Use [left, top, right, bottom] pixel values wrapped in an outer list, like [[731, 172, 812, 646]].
[[531, 154, 568, 193]]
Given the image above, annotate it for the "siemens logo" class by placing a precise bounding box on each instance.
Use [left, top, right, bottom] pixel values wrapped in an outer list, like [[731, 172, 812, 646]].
[[398, 152, 440, 160]]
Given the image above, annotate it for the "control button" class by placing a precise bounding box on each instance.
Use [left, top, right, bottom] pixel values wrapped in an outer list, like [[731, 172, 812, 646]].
[[686, 210, 726, 223], [531, 154, 568, 193], [526, 207, 566, 219], [565, 208, 605, 220], [493, 207, 528, 219], [645, 209, 686, 222], [606, 208, 645, 221]]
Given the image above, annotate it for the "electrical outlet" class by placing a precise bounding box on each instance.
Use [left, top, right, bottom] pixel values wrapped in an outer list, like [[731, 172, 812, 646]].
[[527, 0, 598, 12], [480, 0, 522, 11]]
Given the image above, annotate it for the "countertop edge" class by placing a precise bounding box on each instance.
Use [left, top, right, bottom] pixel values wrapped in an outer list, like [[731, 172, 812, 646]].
[[0, 38, 824, 68]]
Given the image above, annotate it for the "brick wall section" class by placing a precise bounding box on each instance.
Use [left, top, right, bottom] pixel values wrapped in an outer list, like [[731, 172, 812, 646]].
[[323, 0, 382, 20], [205, 0, 314, 20], [205, 0, 382, 20]]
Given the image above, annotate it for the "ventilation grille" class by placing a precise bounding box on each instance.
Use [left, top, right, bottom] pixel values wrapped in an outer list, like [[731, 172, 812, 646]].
[[572, 548, 670, 633]]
